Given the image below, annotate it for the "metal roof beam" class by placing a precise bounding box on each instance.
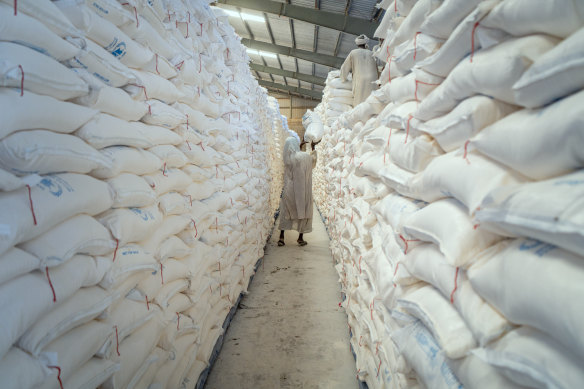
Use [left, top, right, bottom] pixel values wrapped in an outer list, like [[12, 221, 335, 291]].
[[242, 38, 344, 68], [214, 0, 379, 36], [259, 80, 321, 100], [250, 63, 325, 85]]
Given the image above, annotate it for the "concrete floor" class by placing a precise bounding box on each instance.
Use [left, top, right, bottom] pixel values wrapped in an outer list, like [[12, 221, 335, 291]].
[[205, 205, 358, 389]]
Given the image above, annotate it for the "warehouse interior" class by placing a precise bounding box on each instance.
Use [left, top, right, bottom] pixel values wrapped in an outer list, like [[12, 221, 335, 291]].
[[1, 0, 583, 389]]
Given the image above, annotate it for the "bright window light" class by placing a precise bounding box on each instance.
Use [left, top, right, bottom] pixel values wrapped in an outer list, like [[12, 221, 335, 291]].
[[240, 12, 265, 22], [246, 48, 277, 59], [221, 8, 265, 23]]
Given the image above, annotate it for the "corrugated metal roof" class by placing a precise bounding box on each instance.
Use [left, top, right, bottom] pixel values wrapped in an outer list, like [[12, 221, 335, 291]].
[[214, 0, 381, 100]]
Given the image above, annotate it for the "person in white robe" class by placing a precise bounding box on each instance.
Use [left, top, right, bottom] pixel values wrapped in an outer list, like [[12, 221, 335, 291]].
[[340, 34, 379, 106], [277, 137, 318, 246]]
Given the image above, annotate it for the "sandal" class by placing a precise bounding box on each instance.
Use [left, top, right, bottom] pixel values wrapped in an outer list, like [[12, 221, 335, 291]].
[[277, 240, 285, 246], [297, 239, 307, 246]]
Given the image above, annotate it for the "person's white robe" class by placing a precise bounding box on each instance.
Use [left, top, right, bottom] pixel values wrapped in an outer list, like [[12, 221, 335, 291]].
[[279, 138, 317, 233], [340, 48, 379, 106]]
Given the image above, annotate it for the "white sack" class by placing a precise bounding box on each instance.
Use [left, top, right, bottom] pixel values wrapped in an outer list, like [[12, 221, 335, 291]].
[[67, 40, 137, 88], [481, 0, 584, 38], [56, 4, 153, 69], [476, 170, 584, 256], [0, 347, 51, 389], [513, 27, 584, 108], [39, 320, 112, 389], [0, 4, 80, 61], [19, 214, 115, 267], [141, 99, 186, 129], [403, 244, 512, 345], [92, 146, 162, 179], [391, 320, 463, 389], [416, 95, 518, 152], [469, 238, 584, 360], [98, 204, 164, 246], [0, 130, 110, 176], [0, 42, 88, 100], [470, 89, 584, 180], [417, 0, 505, 78], [63, 358, 119, 389], [0, 255, 111, 359], [107, 173, 156, 208], [401, 198, 502, 267], [416, 35, 558, 121], [18, 287, 114, 357], [0, 247, 40, 286], [0, 88, 97, 140], [398, 284, 477, 359], [420, 0, 484, 39], [473, 326, 584, 389], [409, 150, 528, 213], [0, 173, 113, 256], [73, 73, 147, 121]]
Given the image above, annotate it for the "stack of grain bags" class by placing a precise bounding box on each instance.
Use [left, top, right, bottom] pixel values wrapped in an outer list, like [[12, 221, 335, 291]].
[[313, 0, 584, 387], [0, 1, 285, 388]]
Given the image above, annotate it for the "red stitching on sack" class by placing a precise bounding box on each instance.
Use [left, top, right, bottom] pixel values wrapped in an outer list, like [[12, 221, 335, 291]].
[[18, 64, 24, 96], [186, 22, 189, 38], [48, 366, 63, 389], [376, 360, 382, 377], [46, 267, 56, 302], [188, 195, 193, 206], [414, 80, 440, 102], [176, 312, 180, 330], [405, 115, 413, 143], [199, 53, 202, 73], [450, 267, 460, 304], [114, 325, 120, 356], [185, 114, 189, 128], [358, 255, 362, 274], [133, 6, 139, 27], [191, 218, 198, 238], [470, 22, 480, 63], [473, 223, 480, 230], [393, 261, 401, 277], [160, 263, 164, 284], [155, 54, 159, 74], [14, 0, 17, 15], [113, 238, 119, 262], [175, 60, 184, 70], [187, 11, 191, 23], [145, 295, 150, 310], [463, 140, 471, 164], [399, 235, 408, 253], [394, 0, 397, 12], [200, 22, 203, 36], [162, 162, 168, 177], [413, 32, 421, 61], [197, 142, 205, 151], [131, 84, 148, 100], [359, 336, 363, 347], [26, 184, 37, 225]]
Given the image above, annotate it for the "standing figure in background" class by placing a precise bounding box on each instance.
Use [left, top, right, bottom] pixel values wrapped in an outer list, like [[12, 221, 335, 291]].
[[278, 137, 318, 247], [340, 34, 380, 106]]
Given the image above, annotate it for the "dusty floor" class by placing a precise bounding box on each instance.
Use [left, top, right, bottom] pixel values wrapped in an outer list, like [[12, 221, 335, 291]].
[[205, 205, 358, 389]]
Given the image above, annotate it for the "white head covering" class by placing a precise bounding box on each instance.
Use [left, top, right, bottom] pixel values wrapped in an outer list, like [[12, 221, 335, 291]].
[[355, 34, 369, 47], [283, 137, 300, 167]]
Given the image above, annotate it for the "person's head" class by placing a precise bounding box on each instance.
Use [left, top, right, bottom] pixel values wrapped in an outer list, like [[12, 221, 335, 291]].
[[283, 137, 300, 166], [355, 34, 369, 49]]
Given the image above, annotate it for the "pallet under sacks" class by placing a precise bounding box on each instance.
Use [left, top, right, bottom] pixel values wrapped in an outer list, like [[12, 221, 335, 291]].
[[313, 0, 584, 388], [0, 1, 290, 388]]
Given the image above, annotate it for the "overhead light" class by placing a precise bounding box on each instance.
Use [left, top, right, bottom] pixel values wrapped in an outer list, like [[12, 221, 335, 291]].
[[221, 8, 265, 22], [246, 48, 277, 59]]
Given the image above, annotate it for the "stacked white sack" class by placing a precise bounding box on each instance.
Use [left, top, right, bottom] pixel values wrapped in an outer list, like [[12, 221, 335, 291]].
[[0, 1, 285, 388], [314, 0, 584, 388]]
